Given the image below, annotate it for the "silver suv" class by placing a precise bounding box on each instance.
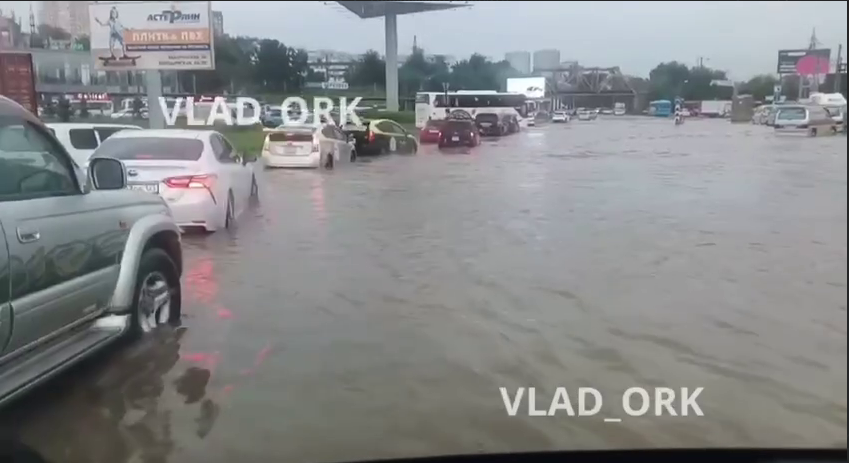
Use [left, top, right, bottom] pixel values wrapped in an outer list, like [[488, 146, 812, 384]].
[[0, 95, 183, 407]]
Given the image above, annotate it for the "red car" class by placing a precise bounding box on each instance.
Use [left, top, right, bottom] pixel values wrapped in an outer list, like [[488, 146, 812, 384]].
[[419, 119, 445, 144], [438, 119, 481, 148]]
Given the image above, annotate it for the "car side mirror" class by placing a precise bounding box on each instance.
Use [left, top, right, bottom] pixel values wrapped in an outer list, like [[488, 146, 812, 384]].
[[88, 157, 127, 190]]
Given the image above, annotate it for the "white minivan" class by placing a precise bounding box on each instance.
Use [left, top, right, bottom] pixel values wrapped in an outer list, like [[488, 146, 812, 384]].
[[46, 122, 143, 167], [773, 105, 840, 136]]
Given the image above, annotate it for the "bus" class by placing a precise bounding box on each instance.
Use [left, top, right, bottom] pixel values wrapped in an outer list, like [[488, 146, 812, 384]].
[[648, 100, 672, 117], [415, 91, 529, 128]]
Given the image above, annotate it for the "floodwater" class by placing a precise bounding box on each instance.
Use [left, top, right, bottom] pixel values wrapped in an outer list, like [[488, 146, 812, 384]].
[[1, 118, 846, 463]]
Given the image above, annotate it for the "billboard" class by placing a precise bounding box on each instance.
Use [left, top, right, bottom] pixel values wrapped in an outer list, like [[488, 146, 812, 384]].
[[507, 77, 546, 98], [777, 49, 830, 75], [89, 1, 214, 71]]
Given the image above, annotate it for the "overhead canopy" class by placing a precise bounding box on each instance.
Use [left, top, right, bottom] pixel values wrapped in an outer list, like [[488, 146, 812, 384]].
[[335, 1, 467, 18]]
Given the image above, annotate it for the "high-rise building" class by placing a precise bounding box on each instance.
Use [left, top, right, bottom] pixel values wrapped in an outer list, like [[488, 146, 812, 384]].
[[212, 11, 224, 37], [39, 1, 89, 38], [533, 49, 561, 72], [505, 51, 531, 74]]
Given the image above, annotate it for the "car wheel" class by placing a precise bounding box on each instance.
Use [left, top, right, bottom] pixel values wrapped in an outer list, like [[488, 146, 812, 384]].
[[128, 248, 182, 339], [224, 190, 235, 228], [809, 128, 818, 137]]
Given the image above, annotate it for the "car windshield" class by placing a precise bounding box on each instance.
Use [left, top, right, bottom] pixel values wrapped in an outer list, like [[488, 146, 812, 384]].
[[8, 3, 847, 462], [94, 137, 204, 160], [444, 120, 475, 130], [777, 108, 807, 120]]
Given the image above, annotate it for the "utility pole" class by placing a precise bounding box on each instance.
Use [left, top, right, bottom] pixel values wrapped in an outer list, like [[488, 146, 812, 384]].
[[835, 44, 843, 93]]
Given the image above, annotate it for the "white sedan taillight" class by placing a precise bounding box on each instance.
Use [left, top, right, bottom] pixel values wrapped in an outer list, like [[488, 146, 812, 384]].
[[164, 174, 218, 203]]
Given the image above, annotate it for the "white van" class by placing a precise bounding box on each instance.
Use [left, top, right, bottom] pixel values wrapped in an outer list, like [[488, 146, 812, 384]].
[[46, 122, 143, 167], [773, 105, 840, 136]]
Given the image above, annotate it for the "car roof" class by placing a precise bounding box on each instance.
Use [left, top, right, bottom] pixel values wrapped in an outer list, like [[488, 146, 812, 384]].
[[0, 95, 46, 129], [46, 122, 143, 130], [107, 129, 207, 140]]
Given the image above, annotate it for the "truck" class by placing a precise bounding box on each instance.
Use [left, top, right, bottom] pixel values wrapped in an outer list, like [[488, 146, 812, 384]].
[[700, 100, 732, 118], [0, 51, 37, 115]]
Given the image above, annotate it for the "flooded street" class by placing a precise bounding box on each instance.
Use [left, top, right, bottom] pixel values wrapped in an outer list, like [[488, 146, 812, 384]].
[[2, 118, 846, 463]]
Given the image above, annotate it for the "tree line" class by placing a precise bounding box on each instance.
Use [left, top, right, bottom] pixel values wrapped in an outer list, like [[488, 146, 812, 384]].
[[646, 61, 801, 102], [182, 35, 522, 96], [22, 24, 806, 103], [195, 36, 802, 103]]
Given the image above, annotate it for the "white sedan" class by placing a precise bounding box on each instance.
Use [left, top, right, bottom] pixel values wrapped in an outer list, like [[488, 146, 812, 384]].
[[92, 129, 260, 233], [552, 111, 570, 123], [262, 119, 356, 169]]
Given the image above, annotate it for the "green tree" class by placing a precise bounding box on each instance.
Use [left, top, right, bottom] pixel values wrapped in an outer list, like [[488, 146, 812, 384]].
[[684, 66, 728, 100], [424, 55, 451, 91], [739, 74, 784, 101], [399, 46, 430, 95], [37, 24, 71, 41], [75, 35, 90, 50], [289, 48, 310, 90], [648, 61, 690, 101], [253, 39, 290, 92], [347, 50, 385, 88]]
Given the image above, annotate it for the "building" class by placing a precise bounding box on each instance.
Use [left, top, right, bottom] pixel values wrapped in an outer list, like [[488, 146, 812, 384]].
[[39, 1, 89, 38], [0, 12, 24, 49], [28, 48, 181, 97], [505, 51, 531, 74], [212, 10, 224, 37], [533, 49, 561, 72]]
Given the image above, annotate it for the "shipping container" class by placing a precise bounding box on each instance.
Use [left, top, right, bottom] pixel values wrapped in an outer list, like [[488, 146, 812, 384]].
[[0, 51, 37, 115]]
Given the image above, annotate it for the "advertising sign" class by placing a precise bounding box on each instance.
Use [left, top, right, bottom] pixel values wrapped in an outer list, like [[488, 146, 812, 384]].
[[507, 77, 546, 99], [777, 49, 830, 75], [89, 1, 214, 71]]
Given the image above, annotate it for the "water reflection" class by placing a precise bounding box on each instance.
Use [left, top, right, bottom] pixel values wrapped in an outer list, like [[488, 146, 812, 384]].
[[3, 327, 222, 463]]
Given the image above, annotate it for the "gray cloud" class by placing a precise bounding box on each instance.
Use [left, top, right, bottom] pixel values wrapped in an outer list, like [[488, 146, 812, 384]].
[[3, 1, 846, 78]]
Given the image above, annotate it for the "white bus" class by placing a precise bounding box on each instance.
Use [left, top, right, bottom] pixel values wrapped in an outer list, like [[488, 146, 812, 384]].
[[415, 91, 529, 128]]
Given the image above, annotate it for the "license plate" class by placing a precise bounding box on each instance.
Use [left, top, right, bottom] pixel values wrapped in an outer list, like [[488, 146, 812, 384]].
[[480, 122, 492, 127], [129, 183, 159, 194], [451, 136, 460, 142]]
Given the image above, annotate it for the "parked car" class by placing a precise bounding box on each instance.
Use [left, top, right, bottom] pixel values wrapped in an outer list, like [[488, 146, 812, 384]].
[[110, 107, 149, 120], [438, 119, 480, 148], [552, 110, 570, 123], [261, 106, 284, 128], [419, 119, 445, 144], [0, 95, 183, 407], [774, 104, 840, 136], [576, 109, 596, 121], [262, 120, 356, 169], [47, 122, 142, 168], [92, 129, 259, 232], [501, 114, 520, 134], [475, 112, 505, 136], [343, 119, 419, 155]]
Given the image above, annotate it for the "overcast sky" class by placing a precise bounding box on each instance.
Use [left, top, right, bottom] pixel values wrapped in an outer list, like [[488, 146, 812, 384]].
[[2, 1, 846, 78]]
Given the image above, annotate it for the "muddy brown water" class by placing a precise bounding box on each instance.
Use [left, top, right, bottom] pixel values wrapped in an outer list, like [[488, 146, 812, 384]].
[[2, 118, 846, 463]]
